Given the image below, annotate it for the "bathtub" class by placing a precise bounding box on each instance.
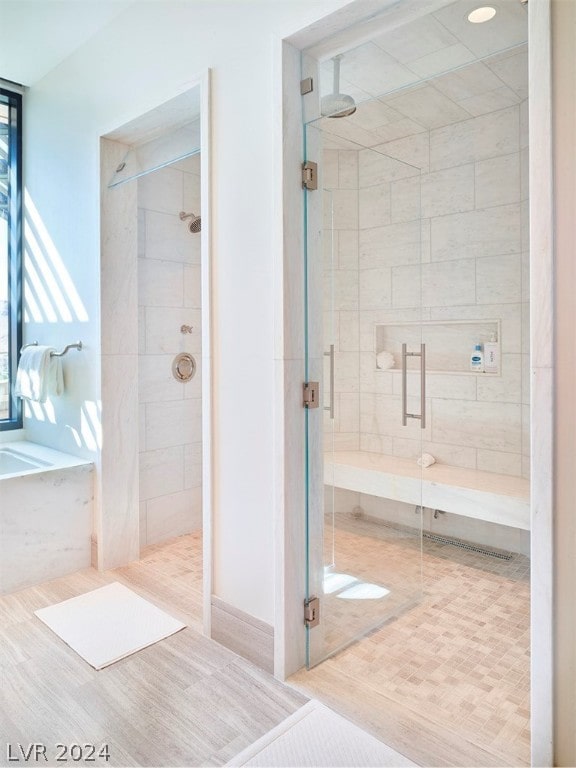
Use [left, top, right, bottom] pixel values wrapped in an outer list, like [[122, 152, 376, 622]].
[[0, 441, 94, 595]]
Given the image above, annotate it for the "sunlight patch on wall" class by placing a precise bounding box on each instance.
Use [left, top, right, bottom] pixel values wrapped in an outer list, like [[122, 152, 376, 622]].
[[82, 400, 102, 451], [24, 256, 59, 323], [64, 401, 102, 452], [23, 399, 56, 424], [24, 191, 89, 323], [25, 225, 73, 322]]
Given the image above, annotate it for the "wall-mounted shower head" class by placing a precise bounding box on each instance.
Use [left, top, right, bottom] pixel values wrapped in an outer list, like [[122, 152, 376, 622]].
[[321, 54, 356, 119], [179, 211, 201, 233]]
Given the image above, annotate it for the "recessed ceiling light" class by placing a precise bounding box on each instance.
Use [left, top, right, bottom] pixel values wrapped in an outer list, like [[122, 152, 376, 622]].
[[467, 6, 497, 23]]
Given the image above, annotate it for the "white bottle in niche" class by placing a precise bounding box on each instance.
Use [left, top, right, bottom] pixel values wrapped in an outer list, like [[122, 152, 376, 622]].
[[470, 344, 484, 372], [484, 333, 500, 374]]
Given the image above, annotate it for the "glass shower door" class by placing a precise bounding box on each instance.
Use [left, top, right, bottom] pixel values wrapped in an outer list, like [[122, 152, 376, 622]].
[[304, 120, 425, 668]]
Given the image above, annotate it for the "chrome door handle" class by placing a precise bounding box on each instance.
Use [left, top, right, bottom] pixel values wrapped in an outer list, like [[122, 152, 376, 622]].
[[402, 343, 408, 427], [420, 343, 426, 429], [401, 343, 426, 429], [324, 344, 335, 419]]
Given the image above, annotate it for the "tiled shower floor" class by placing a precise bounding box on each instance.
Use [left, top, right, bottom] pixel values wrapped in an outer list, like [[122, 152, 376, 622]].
[[126, 524, 530, 765], [291, 515, 531, 767]]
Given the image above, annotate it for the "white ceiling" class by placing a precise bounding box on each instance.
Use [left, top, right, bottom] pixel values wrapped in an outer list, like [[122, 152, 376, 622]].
[[105, 88, 202, 144], [316, 0, 528, 150], [0, 1, 134, 86]]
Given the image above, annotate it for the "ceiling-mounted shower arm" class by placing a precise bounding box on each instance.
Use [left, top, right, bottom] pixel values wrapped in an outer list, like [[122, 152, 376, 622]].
[[321, 54, 356, 118], [332, 54, 343, 96]]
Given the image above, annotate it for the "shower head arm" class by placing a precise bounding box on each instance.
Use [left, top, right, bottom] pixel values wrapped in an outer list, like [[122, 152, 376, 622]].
[[332, 55, 342, 95]]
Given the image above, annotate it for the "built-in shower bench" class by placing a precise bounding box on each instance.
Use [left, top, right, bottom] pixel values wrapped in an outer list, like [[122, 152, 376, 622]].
[[325, 451, 530, 530]]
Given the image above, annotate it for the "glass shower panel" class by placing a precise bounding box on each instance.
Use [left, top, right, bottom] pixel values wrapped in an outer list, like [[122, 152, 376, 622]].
[[304, 116, 426, 668], [108, 119, 201, 188]]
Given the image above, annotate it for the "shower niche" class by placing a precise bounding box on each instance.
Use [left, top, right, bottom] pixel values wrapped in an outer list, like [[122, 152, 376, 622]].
[[375, 320, 501, 375]]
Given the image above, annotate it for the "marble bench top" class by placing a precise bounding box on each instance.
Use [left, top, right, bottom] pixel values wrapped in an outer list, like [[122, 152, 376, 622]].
[[325, 451, 530, 530]]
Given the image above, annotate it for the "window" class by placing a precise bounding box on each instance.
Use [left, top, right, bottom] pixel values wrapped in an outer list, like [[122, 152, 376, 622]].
[[0, 88, 22, 430]]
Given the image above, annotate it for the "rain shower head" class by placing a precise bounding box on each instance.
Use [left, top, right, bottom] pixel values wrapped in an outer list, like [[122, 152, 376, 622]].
[[321, 55, 356, 118], [179, 211, 201, 233]]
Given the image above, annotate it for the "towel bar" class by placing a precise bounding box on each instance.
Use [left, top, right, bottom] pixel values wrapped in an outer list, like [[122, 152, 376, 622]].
[[21, 341, 83, 357]]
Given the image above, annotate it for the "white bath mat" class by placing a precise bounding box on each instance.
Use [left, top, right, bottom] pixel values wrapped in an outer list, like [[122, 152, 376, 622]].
[[227, 700, 416, 767], [34, 582, 185, 669]]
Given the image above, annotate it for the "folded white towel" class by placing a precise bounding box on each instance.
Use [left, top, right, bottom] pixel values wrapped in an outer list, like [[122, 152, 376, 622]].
[[15, 346, 64, 403], [417, 453, 436, 468], [376, 351, 395, 370]]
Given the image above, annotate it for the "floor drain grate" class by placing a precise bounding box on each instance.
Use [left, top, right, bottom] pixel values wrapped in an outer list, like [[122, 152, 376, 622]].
[[423, 531, 514, 560]]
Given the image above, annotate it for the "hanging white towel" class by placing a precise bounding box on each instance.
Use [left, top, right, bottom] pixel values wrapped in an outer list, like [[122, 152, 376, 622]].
[[14, 346, 64, 403]]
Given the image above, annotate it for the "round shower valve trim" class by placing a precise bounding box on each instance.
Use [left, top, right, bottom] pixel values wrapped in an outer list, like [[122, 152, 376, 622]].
[[172, 352, 196, 382]]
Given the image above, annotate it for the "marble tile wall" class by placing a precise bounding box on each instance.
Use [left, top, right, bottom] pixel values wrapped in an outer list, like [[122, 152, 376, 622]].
[[323, 99, 530, 480], [137, 155, 202, 548]]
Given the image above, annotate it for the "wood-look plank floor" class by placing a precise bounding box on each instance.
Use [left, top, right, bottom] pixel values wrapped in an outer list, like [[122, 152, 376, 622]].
[[0, 534, 307, 768]]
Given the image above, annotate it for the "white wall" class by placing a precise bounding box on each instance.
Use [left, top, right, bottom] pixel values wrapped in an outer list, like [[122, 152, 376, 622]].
[[22, 0, 353, 623]]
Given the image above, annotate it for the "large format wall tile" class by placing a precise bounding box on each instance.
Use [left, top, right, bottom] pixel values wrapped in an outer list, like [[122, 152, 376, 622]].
[[145, 398, 202, 451], [137, 161, 203, 548], [145, 210, 200, 263], [334, 351, 360, 393], [338, 152, 358, 189], [476, 254, 522, 305], [372, 14, 458, 66], [146, 487, 202, 545], [421, 259, 476, 306], [387, 82, 473, 129], [359, 267, 392, 310], [391, 264, 421, 308], [407, 43, 477, 81], [430, 106, 519, 171], [138, 165, 183, 214], [360, 221, 421, 269], [139, 354, 185, 403], [376, 133, 429, 173], [430, 203, 521, 261], [390, 176, 421, 223], [475, 153, 521, 208], [458, 86, 521, 118], [145, 307, 202, 354], [338, 311, 359, 352], [359, 147, 420, 187], [323, 150, 339, 189], [429, 303, 522, 354], [477, 448, 522, 477], [360, 393, 432, 441], [138, 258, 184, 307], [325, 270, 358, 311], [421, 164, 475, 218], [139, 445, 185, 501], [392, 436, 477, 469], [393, 371, 477, 401], [184, 442, 202, 489], [337, 230, 359, 269], [359, 184, 391, 229], [325, 189, 358, 230], [324, 94, 528, 496], [477, 354, 522, 403], [432, 399, 522, 452]]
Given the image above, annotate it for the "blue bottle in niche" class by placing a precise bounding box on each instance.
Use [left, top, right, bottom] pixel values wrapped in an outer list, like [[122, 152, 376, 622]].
[[470, 344, 484, 372]]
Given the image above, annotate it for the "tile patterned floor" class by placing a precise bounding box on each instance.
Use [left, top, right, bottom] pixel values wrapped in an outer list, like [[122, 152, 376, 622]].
[[303, 514, 531, 766]]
